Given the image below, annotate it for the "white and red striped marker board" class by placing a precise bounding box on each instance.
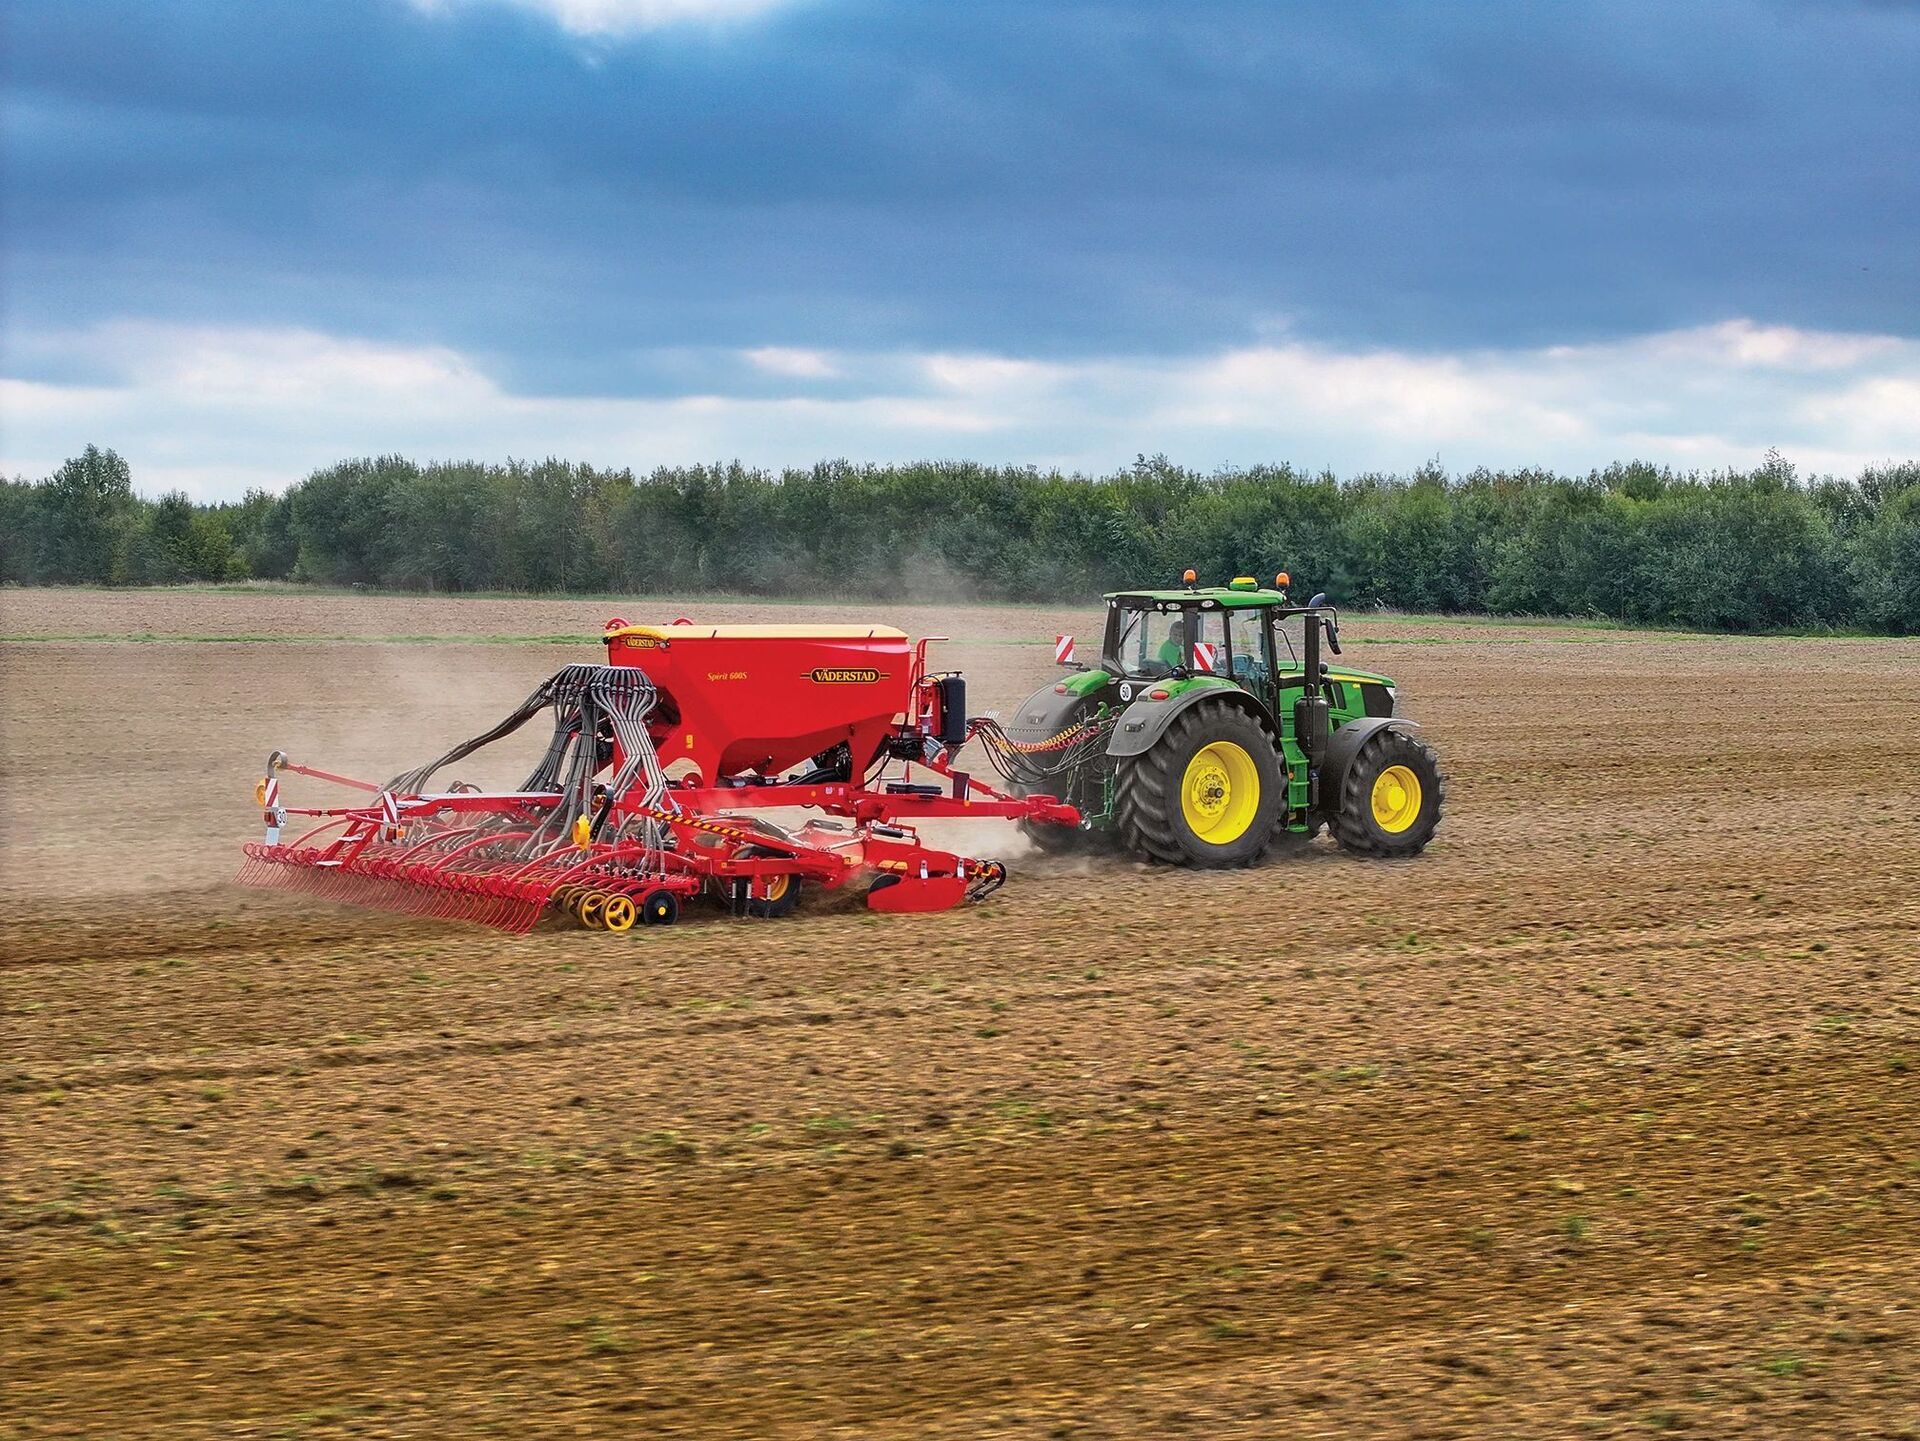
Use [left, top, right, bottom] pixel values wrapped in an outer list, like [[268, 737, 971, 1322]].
[[1054, 634, 1075, 665]]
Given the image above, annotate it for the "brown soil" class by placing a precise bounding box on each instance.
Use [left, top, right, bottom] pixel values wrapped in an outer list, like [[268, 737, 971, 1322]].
[[3, 588, 1918, 1439]]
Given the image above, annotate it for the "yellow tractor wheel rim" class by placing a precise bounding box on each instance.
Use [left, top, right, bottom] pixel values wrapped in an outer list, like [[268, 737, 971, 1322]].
[[579, 893, 608, 928], [757, 873, 792, 903], [1370, 765, 1423, 833], [1180, 741, 1260, 843], [601, 895, 637, 932]]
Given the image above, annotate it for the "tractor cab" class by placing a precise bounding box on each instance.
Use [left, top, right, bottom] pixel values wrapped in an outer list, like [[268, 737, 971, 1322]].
[[1101, 573, 1298, 692]]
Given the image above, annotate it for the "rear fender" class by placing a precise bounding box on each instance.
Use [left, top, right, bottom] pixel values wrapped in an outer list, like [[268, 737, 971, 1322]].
[[1320, 716, 1422, 805], [1106, 681, 1275, 759], [1004, 676, 1105, 745]]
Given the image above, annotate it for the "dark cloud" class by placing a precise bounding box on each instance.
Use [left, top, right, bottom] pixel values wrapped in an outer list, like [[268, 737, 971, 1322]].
[[4, 0, 1916, 390]]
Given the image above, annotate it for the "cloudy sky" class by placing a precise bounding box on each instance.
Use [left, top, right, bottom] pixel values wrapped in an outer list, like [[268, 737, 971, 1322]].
[[4, 0, 1917, 499]]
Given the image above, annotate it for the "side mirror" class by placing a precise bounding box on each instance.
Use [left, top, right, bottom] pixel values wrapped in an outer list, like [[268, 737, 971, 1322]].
[[1305, 593, 1342, 655]]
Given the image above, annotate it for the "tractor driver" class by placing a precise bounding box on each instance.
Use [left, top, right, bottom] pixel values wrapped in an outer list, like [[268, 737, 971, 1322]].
[[1157, 616, 1188, 670]]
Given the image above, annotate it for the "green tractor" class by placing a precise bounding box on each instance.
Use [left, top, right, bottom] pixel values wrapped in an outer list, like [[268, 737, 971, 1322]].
[[987, 572, 1443, 866]]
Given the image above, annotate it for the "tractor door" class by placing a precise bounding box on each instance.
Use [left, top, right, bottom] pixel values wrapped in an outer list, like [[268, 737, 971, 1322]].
[[1212, 609, 1247, 688], [1207, 609, 1288, 730]]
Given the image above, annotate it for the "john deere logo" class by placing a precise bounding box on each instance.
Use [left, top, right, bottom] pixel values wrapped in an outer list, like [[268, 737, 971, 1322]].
[[809, 666, 883, 683]]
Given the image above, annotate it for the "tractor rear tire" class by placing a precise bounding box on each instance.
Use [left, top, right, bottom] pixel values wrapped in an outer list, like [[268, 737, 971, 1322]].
[[1115, 704, 1281, 868], [1328, 728, 1444, 858]]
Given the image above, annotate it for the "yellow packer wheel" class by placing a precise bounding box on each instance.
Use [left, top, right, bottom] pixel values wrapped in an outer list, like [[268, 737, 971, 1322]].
[[578, 892, 608, 929], [601, 894, 637, 932], [730, 848, 804, 918]]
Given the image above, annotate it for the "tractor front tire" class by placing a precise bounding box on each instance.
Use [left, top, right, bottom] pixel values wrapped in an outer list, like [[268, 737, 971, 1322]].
[[1328, 728, 1444, 858], [1116, 704, 1281, 867]]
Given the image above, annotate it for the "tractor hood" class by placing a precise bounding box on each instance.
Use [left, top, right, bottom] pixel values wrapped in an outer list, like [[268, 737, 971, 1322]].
[[1314, 665, 1394, 688]]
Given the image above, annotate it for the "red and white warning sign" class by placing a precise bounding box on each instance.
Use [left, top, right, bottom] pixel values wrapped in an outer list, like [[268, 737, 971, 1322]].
[[1054, 634, 1075, 665], [1192, 641, 1218, 673]]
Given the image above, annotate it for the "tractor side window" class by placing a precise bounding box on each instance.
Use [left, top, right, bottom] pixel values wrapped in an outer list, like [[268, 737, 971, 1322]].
[[1120, 608, 1192, 677]]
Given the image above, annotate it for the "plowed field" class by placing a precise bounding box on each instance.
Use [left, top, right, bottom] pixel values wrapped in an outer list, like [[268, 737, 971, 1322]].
[[4, 588, 1918, 1439]]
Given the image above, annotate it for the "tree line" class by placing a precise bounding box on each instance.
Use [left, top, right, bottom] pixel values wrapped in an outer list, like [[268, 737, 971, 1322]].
[[4, 446, 1918, 633]]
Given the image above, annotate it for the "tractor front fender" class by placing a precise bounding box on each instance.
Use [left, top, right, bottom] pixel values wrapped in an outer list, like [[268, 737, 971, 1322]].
[[1320, 716, 1422, 805], [1107, 682, 1274, 759]]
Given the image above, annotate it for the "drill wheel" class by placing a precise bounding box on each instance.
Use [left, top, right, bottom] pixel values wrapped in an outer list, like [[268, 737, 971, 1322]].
[[602, 894, 637, 932]]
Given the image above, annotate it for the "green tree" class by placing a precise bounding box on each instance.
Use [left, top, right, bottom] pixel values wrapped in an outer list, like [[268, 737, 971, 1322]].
[[38, 445, 135, 582], [1853, 487, 1920, 633]]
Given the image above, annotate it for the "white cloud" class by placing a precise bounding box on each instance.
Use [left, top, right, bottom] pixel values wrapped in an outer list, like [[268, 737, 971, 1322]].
[[3, 319, 1917, 500], [407, 0, 797, 37], [1637, 319, 1903, 372], [1153, 346, 1584, 442], [1803, 374, 1920, 428], [921, 354, 1066, 394], [742, 346, 839, 379]]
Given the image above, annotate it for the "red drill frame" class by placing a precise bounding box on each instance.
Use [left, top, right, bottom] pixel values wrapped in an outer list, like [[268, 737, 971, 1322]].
[[239, 621, 1081, 930]]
